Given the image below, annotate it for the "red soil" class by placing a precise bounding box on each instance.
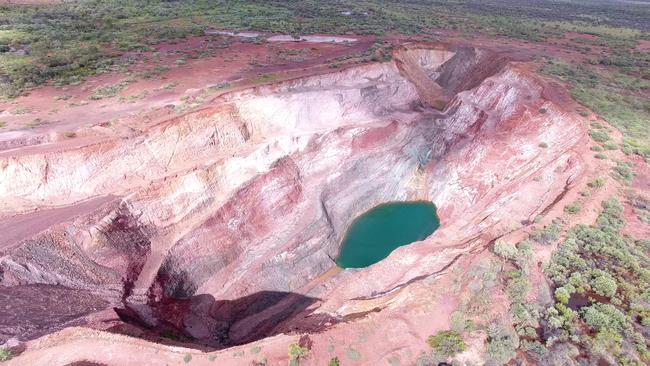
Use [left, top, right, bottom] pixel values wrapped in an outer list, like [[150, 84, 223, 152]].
[[0, 34, 375, 142]]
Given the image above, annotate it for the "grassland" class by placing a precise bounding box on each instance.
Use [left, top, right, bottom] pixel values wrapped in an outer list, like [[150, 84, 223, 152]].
[[1, 0, 648, 97]]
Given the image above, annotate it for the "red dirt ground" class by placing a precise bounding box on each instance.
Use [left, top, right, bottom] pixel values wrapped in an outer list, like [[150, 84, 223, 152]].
[[0, 34, 375, 142]]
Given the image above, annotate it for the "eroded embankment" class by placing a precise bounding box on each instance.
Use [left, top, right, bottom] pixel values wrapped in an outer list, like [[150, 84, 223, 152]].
[[0, 44, 587, 352]]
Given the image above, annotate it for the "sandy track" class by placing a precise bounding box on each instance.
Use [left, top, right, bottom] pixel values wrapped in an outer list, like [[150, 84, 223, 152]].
[[0, 195, 118, 251]]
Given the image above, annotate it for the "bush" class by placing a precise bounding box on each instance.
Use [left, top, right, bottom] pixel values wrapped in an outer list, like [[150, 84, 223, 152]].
[[611, 161, 634, 184], [590, 130, 611, 142], [555, 287, 570, 304], [345, 346, 361, 361], [588, 177, 606, 188], [591, 121, 605, 129], [328, 357, 340, 366], [595, 153, 607, 159], [90, 79, 131, 100], [530, 223, 561, 244], [450, 311, 474, 333], [564, 201, 582, 214], [0, 348, 11, 361], [160, 329, 179, 340], [590, 272, 617, 297], [288, 343, 309, 361], [507, 271, 531, 303], [493, 240, 518, 260], [427, 330, 466, 357], [582, 303, 626, 331], [485, 321, 519, 366], [539, 142, 549, 148]]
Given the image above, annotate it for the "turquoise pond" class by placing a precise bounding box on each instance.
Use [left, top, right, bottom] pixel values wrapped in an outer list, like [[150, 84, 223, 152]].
[[335, 201, 440, 269]]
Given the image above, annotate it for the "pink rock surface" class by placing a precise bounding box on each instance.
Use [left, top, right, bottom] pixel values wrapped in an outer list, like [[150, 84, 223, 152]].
[[0, 43, 592, 365]]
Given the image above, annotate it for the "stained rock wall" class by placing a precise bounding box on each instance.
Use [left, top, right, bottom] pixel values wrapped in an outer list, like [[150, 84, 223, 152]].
[[0, 45, 587, 345]]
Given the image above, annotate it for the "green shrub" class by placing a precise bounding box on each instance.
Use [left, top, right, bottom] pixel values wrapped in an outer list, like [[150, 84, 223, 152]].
[[564, 201, 582, 214], [183, 354, 192, 363], [450, 311, 474, 333], [582, 303, 626, 331], [0, 348, 12, 361], [160, 329, 179, 340], [506, 270, 531, 303], [427, 330, 466, 357], [538, 108, 548, 114], [594, 153, 607, 159], [328, 357, 340, 366], [591, 121, 604, 129], [288, 343, 309, 363], [603, 143, 618, 150], [493, 240, 518, 260], [345, 346, 361, 361], [530, 223, 561, 244], [485, 321, 519, 366], [588, 177, 606, 188], [611, 160, 634, 184], [12, 106, 32, 115], [90, 80, 131, 100], [591, 145, 603, 151], [628, 191, 650, 223], [590, 130, 611, 142], [26, 118, 47, 128], [555, 287, 571, 304], [590, 271, 617, 297]]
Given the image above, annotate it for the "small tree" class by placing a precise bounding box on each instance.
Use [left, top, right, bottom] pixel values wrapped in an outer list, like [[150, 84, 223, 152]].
[[554, 286, 570, 304], [493, 240, 518, 260], [0, 348, 11, 361], [590, 272, 617, 297], [288, 343, 309, 365], [427, 330, 466, 357], [485, 321, 519, 366]]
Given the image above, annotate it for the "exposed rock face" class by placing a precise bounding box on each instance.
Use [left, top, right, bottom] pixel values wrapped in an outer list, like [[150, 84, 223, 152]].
[[0, 45, 586, 349]]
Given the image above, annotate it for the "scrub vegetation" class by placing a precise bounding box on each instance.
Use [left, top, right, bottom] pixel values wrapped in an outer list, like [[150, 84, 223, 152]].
[[1, 0, 649, 102], [536, 198, 650, 365], [426, 330, 466, 357], [490, 198, 650, 365], [539, 56, 649, 161], [288, 343, 309, 366], [0, 348, 11, 361]]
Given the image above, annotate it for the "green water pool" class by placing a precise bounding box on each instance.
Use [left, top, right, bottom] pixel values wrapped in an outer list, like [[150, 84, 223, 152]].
[[335, 201, 440, 269]]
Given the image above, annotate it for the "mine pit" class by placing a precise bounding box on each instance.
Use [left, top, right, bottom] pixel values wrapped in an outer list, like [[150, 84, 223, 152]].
[[0, 42, 590, 364]]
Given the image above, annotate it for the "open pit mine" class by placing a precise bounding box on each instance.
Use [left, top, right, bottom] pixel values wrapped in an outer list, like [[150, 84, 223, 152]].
[[0, 44, 589, 365]]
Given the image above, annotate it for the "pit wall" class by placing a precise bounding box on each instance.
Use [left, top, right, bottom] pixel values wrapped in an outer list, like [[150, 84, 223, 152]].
[[0, 46, 588, 345]]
